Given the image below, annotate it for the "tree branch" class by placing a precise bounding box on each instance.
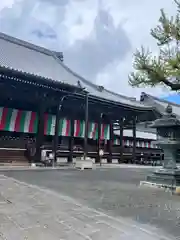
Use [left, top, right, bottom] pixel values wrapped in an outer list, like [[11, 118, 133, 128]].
[[161, 79, 180, 90], [143, 65, 180, 90]]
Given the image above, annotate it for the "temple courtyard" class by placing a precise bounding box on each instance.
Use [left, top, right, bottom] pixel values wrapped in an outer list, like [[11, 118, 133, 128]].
[[0, 167, 179, 239]]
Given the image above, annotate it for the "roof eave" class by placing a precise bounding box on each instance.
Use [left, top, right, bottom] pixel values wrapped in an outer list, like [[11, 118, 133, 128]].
[[0, 65, 82, 92], [88, 93, 154, 111], [0, 65, 154, 112]]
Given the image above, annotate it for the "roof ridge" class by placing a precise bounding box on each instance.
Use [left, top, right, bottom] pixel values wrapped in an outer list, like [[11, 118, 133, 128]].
[[53, 54, 141, 102], [105, 89, 137, 101], [56, 58, 99, 89], [0, 32, 62, 57], [141, 92, 180, 107], [51, 53, 95, 88]]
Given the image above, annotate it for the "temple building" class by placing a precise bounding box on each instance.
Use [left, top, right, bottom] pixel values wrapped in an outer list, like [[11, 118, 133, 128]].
[[0, 32, 163, 165]]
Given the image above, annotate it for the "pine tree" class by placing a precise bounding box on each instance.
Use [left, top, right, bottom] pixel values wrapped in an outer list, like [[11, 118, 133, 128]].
[[129, 0, 180, 91]]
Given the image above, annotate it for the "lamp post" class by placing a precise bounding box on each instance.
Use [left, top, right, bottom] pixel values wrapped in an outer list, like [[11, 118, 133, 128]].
[[52, 95, 66, 167], [52, 91, 88, 166], [99, 113, 104, 166]]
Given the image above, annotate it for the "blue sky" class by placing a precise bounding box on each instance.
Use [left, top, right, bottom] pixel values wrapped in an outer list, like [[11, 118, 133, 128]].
[[163, 94, 180, 104]]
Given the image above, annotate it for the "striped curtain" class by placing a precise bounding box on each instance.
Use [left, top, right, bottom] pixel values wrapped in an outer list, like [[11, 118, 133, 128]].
[[0, 107, 159, 146]]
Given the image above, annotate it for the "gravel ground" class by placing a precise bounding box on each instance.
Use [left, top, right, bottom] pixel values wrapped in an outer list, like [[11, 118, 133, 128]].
[[1, 168, 180, 238]]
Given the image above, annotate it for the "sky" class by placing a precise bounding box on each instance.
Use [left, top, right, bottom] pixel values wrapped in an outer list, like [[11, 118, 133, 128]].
[[0, 0, 178, 100], [164, 94, 180, 104]]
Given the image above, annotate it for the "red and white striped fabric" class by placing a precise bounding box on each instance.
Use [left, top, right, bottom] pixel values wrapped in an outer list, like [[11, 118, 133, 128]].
[[0, 107, 71, 136], [100, 123, 110, 140], [0, 107, 38, 133], [74, 120, 85, 138], [74, 120, 109, 140], [44, 114, 56, 135], [88, 122, 98, 139], [44, 115, 71, 136], [0, 107, 160, 148], [59, 119, 71, 136]]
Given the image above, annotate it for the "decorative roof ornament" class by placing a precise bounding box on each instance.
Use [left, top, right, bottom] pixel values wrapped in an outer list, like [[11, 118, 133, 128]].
[[163, 104, 176, 119], [140, 92, 146, 101], [98, 85, 104, 92], [77, 80, 82, 88], [165, 104, 173, 115], [55, 52, 63, 62]]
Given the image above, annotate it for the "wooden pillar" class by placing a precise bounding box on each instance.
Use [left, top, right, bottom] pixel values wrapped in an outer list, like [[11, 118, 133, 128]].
[[96, 115, 102, 163], [53, 103, 61, 163], [107, 120, 113, 163], [119, 117, 124, 164], [34, 106, 45, 162], [83, 93, 89, 160], [68, 118, 74, 163], [132, 116, 136, 163]]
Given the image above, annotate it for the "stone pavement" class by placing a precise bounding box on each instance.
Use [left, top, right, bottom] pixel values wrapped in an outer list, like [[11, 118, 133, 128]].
[[0, 175, 174, 240]]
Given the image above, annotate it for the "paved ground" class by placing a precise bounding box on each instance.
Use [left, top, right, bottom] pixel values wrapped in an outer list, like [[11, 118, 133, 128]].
[[0, 163, 162, 170], [0, 167, 180, 239]]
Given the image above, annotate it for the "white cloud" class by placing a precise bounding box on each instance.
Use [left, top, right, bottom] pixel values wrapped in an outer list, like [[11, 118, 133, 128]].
[[0, 0, 15, 11], [0, 0, 177, 99]]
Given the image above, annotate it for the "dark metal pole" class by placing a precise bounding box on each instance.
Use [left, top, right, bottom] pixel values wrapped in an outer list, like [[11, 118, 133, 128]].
[[99, 113, 103, 166], [34, 105, 45, 163], [53, 101, 63, 166], [83, 93, 89, 160], [68, 117, 74, 163], [108, 119, 113, 163], [53, 91, 86, 166]]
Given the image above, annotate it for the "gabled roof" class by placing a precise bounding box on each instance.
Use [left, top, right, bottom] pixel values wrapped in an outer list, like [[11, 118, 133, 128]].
[[140, 92, 180, 117], [0, 32, 152, 110]]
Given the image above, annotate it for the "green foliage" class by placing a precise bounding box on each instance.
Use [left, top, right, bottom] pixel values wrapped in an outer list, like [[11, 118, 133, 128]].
[[129, 0, 180, 91]]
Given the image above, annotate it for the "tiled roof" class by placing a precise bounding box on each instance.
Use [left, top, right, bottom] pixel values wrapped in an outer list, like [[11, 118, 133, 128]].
[[0, 32, 79, 88], [0, 32, 152, 110], [140, 92, 180, 117]]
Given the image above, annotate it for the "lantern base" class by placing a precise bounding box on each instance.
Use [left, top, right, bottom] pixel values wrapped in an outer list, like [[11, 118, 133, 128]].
[[146, 168, 180, 187]]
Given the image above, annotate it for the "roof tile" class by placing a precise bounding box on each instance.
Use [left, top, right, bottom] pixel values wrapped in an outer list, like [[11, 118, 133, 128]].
[[0, 32, 152, 110]]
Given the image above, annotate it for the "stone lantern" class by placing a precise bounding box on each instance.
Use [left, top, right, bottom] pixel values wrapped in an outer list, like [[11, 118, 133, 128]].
[[147, 104, 180, 187]]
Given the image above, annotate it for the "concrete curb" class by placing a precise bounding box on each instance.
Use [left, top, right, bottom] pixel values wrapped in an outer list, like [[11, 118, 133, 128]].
[[0, 164, 162, 171], [140, 181, 180, 195], [96, 164, 161, 169], [0, 166, 75, 171]]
